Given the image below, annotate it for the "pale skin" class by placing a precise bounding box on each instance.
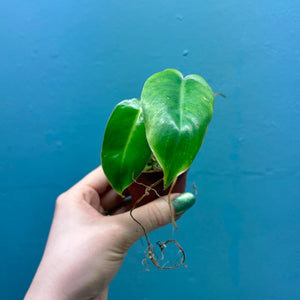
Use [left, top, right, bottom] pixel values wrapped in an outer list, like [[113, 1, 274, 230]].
[[25, 166, 181, 300]]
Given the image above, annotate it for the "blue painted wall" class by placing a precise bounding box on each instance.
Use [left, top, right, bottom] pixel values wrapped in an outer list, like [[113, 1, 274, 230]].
[[1, 1, 299, 299]]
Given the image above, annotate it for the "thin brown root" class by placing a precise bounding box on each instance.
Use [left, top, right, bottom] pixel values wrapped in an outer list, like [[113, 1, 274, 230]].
[[214, 92, 226, 98], [130, 176, 186, 270], [132, 176, 163, 200], [144, 239, 186, 270], [187, 182, 198, 196], [129, 177, 165, 255]]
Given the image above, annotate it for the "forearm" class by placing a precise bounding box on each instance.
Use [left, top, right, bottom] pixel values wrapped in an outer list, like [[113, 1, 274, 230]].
[[94, 288, 108, 300], [25, 275, 108, 300], [25, 254, 109, 300], [24, 263, 67, 300]]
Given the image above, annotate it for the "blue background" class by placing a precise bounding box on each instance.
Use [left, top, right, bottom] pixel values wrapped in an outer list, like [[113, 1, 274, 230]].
[[1, 0, 299, 299]]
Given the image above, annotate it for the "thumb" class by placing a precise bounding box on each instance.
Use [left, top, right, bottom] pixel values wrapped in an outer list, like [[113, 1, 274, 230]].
[[119, 192, 196, 243]]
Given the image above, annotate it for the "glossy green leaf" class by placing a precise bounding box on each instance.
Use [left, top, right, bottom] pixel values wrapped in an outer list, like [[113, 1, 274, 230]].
[[141, 69, 214, 189], [101, 98, 151, 195]]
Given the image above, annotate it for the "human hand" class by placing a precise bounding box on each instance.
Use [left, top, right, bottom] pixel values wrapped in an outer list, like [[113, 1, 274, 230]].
[[25, 166, 195, 300]]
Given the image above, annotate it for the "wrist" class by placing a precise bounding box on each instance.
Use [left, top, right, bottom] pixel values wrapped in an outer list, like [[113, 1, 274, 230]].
[[24, 258, 69, 300], [25, 280, 67, 300], [25, 258, 109, 300]]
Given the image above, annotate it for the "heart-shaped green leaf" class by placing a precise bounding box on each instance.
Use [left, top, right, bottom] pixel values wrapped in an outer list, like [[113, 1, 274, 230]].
[[141, 69, 215, 189], [101, 98, 151, 195]]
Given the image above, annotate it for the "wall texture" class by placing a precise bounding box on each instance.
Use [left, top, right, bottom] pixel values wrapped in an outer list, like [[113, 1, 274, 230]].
[[0, 1, 299, 299]]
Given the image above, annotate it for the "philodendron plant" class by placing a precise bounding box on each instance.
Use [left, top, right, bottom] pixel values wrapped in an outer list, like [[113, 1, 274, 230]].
[[101, 68, 220, 269], [101, 68, 215, 196]]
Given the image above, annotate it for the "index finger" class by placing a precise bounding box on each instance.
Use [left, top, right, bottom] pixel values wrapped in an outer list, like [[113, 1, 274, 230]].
[[75, 166, 111, 194]]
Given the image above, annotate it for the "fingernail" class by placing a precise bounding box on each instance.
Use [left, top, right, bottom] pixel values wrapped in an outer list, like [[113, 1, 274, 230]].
[[172, 192, 196, 215]]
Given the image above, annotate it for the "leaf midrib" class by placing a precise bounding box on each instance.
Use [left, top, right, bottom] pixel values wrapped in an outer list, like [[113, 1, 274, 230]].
[[120, 108, 141, 169]]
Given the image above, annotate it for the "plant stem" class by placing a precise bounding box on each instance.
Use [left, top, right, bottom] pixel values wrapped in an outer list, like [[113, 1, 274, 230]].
[[168, 177, 178, 230]]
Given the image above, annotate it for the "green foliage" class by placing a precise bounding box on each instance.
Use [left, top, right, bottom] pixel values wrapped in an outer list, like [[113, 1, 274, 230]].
[[141, 69, 214, 188], [101, 99, 151, 194], [101, 69, 215, 194]]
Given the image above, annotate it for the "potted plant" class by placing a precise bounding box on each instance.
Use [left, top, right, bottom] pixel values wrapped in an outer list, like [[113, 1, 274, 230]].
[[101, 68, 221, 269]]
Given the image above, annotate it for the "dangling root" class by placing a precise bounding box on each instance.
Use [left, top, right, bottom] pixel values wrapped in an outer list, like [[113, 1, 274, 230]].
[[130, 177, 186, 270], [143, 239, 186, 270], [187, 182, 198, 195], [214, 92, 226, 98]]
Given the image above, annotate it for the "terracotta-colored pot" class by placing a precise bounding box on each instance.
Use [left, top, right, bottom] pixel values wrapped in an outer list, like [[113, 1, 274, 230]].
[[126, 170, 188, 206]]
